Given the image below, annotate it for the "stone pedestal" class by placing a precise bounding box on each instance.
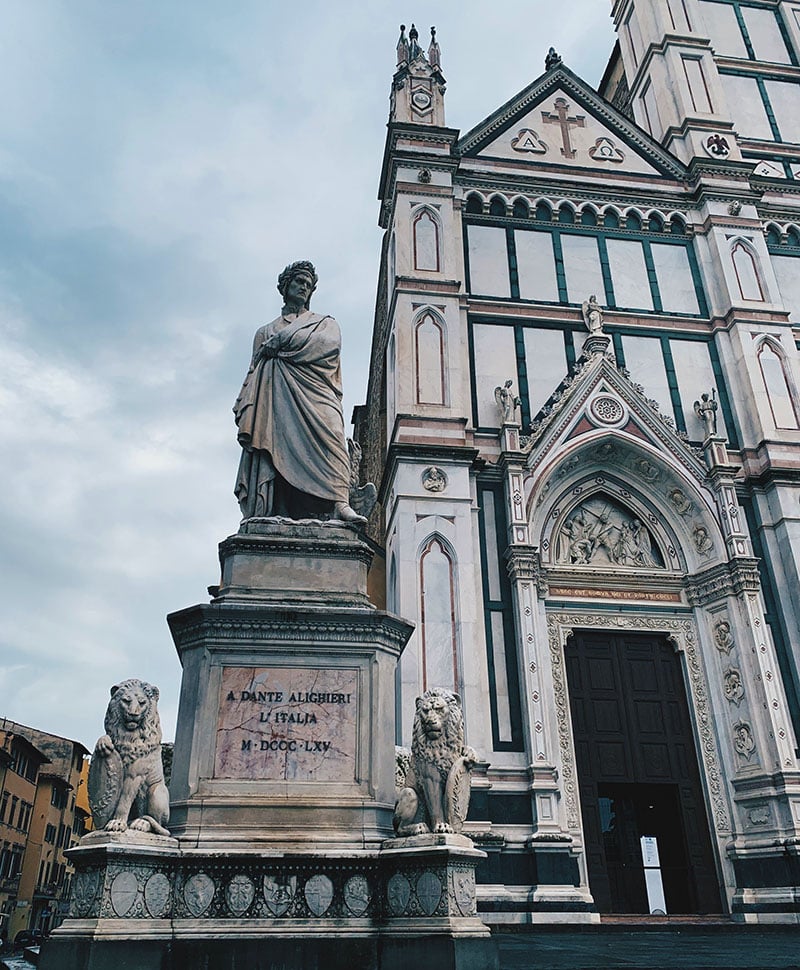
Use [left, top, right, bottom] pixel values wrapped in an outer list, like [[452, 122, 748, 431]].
[[42, 520, 496, 970], [168, 520, 412, 851]]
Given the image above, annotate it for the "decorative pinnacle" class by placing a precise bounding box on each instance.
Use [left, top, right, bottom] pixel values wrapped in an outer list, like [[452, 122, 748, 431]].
[[428, 25, 441, 70], [397, 24, 409, 66]]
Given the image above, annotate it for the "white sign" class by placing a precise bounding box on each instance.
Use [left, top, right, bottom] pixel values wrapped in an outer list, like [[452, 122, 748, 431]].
[[640, 835, 667, 915]]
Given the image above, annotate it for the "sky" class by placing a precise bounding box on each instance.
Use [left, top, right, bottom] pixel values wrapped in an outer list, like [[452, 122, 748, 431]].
[[0, 1, 617, 748]]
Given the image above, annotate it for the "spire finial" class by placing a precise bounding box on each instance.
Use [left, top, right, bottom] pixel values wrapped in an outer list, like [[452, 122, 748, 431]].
[[408, 22, 422, 61], [396, 24, 409, 66], [428, 25, 441, 70], [545, 47, 562, 70]]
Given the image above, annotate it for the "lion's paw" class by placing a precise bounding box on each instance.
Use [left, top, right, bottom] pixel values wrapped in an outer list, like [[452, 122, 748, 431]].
[[434, 822, 454, 834], [95, 735, 115, 756], [129, 818, 152, 833], [105, 818, 127, 832]]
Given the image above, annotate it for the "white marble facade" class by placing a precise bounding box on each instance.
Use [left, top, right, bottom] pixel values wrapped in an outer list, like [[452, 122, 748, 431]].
[[360, 1, 800, 924]]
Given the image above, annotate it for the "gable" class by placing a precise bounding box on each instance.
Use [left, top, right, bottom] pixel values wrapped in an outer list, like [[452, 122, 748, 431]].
[[477, 88, 660, 176], [457, 67, 685, 179]]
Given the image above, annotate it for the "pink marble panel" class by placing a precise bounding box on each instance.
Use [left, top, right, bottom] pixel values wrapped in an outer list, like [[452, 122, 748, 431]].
[[214, 666, 358, 782]]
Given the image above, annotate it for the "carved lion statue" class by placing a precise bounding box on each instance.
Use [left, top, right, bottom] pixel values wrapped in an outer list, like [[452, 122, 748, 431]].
[[87, 679, 170, 836], [393, 688, 478, 837]]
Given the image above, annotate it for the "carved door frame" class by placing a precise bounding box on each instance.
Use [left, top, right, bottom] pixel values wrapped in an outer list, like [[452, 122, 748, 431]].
[[545, 608, 733, 903]]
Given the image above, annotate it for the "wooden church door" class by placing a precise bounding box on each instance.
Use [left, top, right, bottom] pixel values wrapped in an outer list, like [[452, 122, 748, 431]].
[[566, 631, 721, 914]]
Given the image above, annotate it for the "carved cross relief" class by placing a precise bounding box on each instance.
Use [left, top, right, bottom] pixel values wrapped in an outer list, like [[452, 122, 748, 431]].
[[541, 98, 585, 159]]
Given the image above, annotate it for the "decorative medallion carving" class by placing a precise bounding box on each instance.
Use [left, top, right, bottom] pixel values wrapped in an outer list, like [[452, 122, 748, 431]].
[[693, 525, 714, 555], [748, 804, 770, 825], [304, 874, 334, 916], [144, 872, 171, 918], [511, 128, 548, 153], [723, 667, 744, 706], [713, 618, 734, 654], [343, 875, 371, 916], [183, 873, 215, 916], [225, 874, 255, 916], [416, 871, 442, 915], [588, 394, 624, 425], [451, 869, 475, 916], [263, 874, 296, 916], [110, 870, 139, 917], [71, 869, 100, 917], [704, 133, 731, 158], [668, 487, 693, 516], [589, 136, 625, 163], [387, 873, 411, 915], [422, 466, 447, 492], [734, 721, 756, 762]]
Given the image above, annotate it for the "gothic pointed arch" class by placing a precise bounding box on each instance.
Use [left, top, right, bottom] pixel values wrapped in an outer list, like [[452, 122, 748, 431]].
[[756, 336, 800, 429], [412, 205, 442, 272], [414, 307, 447, 405], [417, 533, 460, 694], [730, 238, 765, 302]]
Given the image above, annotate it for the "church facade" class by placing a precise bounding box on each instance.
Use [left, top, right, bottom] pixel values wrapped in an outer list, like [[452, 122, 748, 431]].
[[356, 3, 800, 923]]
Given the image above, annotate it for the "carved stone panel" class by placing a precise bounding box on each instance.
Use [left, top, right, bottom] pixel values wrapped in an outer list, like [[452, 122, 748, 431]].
[[225, 874, 255, 916], [343, 875, 371, 916], [304, 874, 334, 916], [183, 873, 215, 916], [263, 874, 297, 916], [215, 666, 358, 782], [556, 494, 664, 568], [144, 872, 172, 918]]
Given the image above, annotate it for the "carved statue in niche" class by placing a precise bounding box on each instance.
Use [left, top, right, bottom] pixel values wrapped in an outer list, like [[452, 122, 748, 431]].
[[87, 680, 170, 836], [557, 495, 663, 568], [393, 688, 478, 836], [233, 260, 369, 524]]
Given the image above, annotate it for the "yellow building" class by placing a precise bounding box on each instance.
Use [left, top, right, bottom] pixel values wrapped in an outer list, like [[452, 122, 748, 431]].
[[0, 720, 89, 940]]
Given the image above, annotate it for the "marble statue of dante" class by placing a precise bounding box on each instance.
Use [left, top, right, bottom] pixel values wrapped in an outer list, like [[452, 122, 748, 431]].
[[233, 260, 365, 523]]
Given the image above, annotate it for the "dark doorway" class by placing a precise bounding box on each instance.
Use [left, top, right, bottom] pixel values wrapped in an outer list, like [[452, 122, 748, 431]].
[[566, 631, 721, 914]]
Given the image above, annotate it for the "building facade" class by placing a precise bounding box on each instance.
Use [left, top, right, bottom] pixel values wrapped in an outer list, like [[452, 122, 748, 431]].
[[0, 722, 90, 940], [358, 5, 800, 923]]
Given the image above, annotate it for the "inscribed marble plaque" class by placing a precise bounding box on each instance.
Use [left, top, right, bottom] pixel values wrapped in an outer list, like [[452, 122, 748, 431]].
[[215, 666, 358, 782]]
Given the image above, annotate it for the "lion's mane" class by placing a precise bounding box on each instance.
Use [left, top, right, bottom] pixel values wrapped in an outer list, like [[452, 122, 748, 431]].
[[104, 679, 162, 764], [411, 687, 465, 779]]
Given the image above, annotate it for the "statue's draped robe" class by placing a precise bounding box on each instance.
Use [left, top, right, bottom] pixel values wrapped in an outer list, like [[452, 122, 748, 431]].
[[234, 311, 350, 518]]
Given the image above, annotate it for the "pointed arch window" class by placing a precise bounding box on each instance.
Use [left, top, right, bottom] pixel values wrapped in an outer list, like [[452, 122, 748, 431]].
[[732, 240, 765, 301], [415, 311, 446, 405], [758, 340, 799, 429], [419, 537, 459, 693], [386, 329, 397, 432], [413, 208, 440, 272]]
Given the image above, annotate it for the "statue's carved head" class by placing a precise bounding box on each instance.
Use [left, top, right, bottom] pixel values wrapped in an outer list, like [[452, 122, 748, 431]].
[[106, 679, 159, 734], [277, 260, 318, 309], [414, 687, 463, 744]]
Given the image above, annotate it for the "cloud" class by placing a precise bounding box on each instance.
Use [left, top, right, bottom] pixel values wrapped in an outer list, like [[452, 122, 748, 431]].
[[0, 2, 616, 746]]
